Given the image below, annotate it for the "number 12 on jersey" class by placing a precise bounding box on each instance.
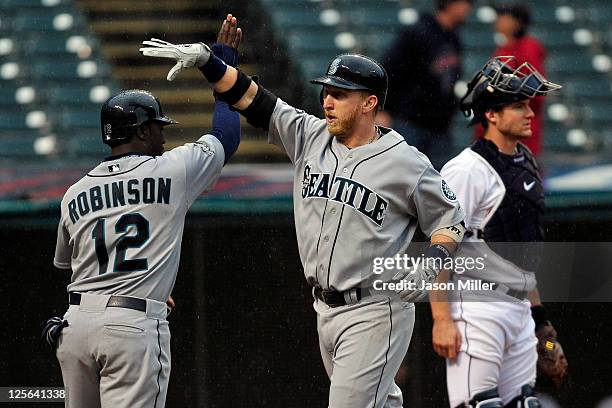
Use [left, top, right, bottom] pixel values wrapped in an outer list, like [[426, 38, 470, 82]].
[[91, 213, 150, 274]]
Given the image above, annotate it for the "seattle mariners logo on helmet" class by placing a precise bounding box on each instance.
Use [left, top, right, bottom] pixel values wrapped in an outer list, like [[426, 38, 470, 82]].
[[328, 58, 342, 75], [311, 54, 389, 110], [441, 180, 457, 202]]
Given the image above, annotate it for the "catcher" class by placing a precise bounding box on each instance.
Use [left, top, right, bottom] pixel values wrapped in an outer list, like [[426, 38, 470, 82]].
[[432, 56, 567, 407]]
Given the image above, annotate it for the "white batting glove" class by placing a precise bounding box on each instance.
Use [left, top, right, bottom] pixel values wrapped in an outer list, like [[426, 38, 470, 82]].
[[392, 265, 437, 303], [139, 38, 212, 81]]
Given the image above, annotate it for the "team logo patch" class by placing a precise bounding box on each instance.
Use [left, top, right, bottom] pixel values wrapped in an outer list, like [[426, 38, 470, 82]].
[[194, 141, 214, 156], [328, 58, 341, 75], [441, 180, 457, 202]]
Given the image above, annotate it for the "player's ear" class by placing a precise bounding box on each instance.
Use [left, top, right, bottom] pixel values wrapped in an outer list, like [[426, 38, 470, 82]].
[[363, 94, 378, 114], [484, 109, 498, 126], [136, 123, 149, 141]]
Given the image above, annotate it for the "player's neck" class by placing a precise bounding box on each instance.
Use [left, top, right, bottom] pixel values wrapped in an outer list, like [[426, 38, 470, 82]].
[[111, 144, 142, 156], [342, 127, 378, 149], [341, 118, 378, 149], [111, 140, 153, 157], [484, 130, 519, 155]]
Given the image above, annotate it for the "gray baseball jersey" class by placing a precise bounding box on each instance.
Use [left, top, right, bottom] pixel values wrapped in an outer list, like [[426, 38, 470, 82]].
[[54, 134, 224, 302], [268, 99, 464, 291]]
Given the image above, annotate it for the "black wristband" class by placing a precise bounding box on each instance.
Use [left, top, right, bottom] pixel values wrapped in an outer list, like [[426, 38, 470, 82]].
[[198, 54, 227, 83], [531, 305, 548, 330]]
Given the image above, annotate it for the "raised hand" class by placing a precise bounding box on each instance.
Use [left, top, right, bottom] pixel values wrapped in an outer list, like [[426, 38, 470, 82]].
[[139, 38, 211, 81], [217, 14, 242, 50]]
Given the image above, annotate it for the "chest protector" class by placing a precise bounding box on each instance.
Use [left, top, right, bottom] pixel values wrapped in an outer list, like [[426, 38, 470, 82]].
[[471, 139, 545, 242]]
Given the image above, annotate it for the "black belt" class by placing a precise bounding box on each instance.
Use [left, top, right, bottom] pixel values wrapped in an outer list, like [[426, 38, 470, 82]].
[[314, 286, 366, 308], [69, 292, 147, 312]]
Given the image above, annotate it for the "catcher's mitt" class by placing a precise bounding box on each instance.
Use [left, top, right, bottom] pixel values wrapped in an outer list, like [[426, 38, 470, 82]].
[[535, 321, 568, 388]]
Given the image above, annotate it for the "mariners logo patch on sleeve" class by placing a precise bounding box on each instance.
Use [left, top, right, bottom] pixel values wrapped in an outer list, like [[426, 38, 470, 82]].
[[441, 180, 457, 202], [194, 141, 214, 156]]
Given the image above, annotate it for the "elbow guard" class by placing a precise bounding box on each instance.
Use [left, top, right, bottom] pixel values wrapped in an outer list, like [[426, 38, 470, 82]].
[[214, 70, 278, 131], [238, 85, 277, 131], [214, 69, 252, 106]]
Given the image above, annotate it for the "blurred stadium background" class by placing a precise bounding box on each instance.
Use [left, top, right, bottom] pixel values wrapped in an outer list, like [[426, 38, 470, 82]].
[[0, 0, 611, 406]]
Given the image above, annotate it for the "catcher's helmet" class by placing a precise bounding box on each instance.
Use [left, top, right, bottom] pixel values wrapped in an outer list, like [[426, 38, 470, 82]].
[[311, 54, 388, 110], [460, 56, 561, 126], [100, 89, 177, 146]]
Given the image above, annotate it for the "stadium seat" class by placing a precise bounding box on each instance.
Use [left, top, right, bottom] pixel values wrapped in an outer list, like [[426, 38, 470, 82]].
[[532, 5, 563, 24], [30, 58, 109, 80], [57, 110, 99, 128], [0, 111, 29, 129], [271, 9, 323, 28], [21, 33, 98, 57], [585, 104, 612, 125], [360, 32, 397, 56], [46, 86, 93, 105], [462, 29, 495, 50], [2, 132, 38, 157], [12, 9, 86, 32], [464, 51, 493, 76], [543, 122, 573, 150], [287, 31, 341, 54], [547, 53, 595, 76], [65, 128, 105, 156], [346, 9, 400, 26], [1, 0, 68, 7], [568, 78, 612, 99], [260, 0, 320, 10], [531, 29, 577, 48], [0, 86, 18, 105]]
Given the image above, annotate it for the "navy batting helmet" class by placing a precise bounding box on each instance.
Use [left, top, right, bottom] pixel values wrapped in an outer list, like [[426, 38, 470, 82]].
[[311, 54, 388, 110], [100, 89, 177, 146], [460, 56, 561, 126]]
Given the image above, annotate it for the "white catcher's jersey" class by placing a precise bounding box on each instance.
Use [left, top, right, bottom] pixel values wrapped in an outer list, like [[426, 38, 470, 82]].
[[441, 148, 505, 240], [268, 99, 464, 291], [54, 135, 225, 302], [441, 147, 537, 291]]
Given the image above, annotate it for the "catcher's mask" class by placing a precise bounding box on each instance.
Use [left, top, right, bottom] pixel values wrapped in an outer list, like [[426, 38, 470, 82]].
[[460, 56, 561, 126]]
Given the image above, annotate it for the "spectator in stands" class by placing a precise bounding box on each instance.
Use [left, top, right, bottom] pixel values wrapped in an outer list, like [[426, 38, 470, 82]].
[[380, 0, 473, 170], [476, 3, 547, 156]]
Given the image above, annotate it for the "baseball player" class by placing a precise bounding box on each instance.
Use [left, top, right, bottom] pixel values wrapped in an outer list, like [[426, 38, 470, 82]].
[[432, 56, 567, 407], [140, 18, 465, 407], [42, 17, 242, 408]]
